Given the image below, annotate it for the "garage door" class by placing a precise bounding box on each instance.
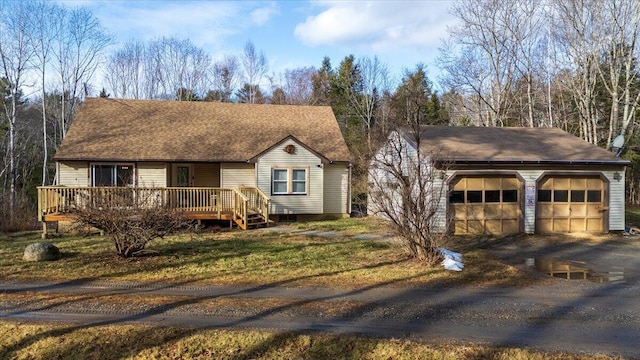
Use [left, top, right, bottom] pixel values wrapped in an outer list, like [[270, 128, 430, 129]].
[[536, 176, 605, 233], [449, 176, 521, 234]]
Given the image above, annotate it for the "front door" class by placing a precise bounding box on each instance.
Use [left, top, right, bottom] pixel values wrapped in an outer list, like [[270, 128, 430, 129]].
[[177, 166, 190, 187], [172, 164, 194, 209], [172, 164, 193, 187]]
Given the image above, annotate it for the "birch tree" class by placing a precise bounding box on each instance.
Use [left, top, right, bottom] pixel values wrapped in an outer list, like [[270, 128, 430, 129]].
[[351, 56, 389, 151], [52, 7, 110, 138], [30, 0, 62, 185], [105, 40, 146, 99], [595, 0, 640, 147], [241, 41, 268, 104], [440, 0, 521, 126], [0, 0, 35, 219], [145, 37, 211, 100]]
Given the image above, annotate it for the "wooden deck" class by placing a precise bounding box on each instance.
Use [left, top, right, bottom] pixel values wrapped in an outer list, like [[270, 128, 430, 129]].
[[37, 186, 270, 235]]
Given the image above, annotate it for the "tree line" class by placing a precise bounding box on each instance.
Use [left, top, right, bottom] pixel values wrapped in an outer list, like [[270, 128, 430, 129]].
[[2, 0, 640, 231]]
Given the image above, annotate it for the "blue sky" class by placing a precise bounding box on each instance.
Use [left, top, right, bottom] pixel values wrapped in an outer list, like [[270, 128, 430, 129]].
[[66, 0, 457, 89]]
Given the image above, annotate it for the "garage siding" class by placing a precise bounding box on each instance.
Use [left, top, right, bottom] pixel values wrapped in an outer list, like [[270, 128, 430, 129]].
[[605, 170, 625, 231], [517, 169, 546, 233]]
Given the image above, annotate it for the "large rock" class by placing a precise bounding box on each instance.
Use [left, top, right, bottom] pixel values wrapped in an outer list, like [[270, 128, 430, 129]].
[[23, 242, 60, 262]]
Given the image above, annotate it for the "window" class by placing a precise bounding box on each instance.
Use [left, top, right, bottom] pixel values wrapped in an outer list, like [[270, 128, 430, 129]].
[[503, 190, 518, 203], [467, 191, 483, 203], [587, 190, 602, 203], [272, 168, 307, 195], [292, 169, 307, 194], [571, 190, 585, 202], [537, 190, 551, 202], [91, 164, 134, 187], [485, 190, 500, 203], [449, 191, 465, 204], [553, 190, 569, 202]]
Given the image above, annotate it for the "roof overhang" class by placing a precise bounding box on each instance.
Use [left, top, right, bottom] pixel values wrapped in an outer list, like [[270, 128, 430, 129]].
[[248, 135, 334, 164], [438, 159, 630, 166]]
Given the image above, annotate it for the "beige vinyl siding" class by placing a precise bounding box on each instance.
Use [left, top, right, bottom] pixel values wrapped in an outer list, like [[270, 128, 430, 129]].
[[58, 161, 88, 186], [604, 169, 626, 231], [220, 163, 255, 188], [194, 163, 220, 187], [323, 165, 349, 214], [257, 138, 323, 214], [137, 163, 167, 187]]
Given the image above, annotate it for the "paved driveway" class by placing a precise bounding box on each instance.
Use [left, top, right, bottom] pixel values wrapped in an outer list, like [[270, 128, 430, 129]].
[[475, 233, 640, 284]]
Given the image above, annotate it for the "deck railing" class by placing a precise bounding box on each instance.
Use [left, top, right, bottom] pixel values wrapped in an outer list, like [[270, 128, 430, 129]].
[[37, 186, 258, 227], [238, 186, 270, 221]]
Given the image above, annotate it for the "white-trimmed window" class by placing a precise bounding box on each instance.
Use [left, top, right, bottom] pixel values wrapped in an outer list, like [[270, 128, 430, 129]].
[[272, 168, 307, 195], [91, 164, 135, 187]]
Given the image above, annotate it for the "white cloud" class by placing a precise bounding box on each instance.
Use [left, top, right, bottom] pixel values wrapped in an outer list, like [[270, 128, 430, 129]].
[[86, 1, 255, 50], [250, 2, 280, 26], [294, 1, 456, 52]]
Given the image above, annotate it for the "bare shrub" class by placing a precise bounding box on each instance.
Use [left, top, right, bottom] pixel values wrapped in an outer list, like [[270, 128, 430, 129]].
[[368, 127, 450, 265], [0, 191, 39, 232], [71, 189, 193, 257]]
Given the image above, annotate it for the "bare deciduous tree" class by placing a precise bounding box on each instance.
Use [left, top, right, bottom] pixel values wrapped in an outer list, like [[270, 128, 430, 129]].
[[241, 41, 268, 104], [440, 0, 521, 126], [208, 55, 240, 102], [368, 126, 450, 265], [52, 6, 110, 138], [0, 0, 35, 219], [105, 40, 146, 99], [351, 56, 389, 151], [30, 0, 62, 186], [267, 66, 316, 105]]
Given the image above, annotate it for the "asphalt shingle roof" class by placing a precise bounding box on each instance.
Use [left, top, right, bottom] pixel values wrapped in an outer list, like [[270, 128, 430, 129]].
[[401, 125, 628, 165], [54, 98, 352, 163]]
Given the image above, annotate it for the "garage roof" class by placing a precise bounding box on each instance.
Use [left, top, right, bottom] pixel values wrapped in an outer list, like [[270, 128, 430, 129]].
[[400, 126, 629, 165]]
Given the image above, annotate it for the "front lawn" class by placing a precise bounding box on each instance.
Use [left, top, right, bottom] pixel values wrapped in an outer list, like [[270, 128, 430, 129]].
[[0, 221, 531, 288]]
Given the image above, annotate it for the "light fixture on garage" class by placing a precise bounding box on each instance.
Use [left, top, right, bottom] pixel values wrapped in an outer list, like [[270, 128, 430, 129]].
[[613, 172, 622, 181]]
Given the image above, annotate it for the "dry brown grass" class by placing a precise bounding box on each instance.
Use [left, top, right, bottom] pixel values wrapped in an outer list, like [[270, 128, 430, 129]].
[[0, 320, 624, 360], [0, 229, 536, 288]]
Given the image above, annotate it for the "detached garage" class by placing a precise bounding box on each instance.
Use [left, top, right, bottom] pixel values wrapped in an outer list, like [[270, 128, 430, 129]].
[[372, 126, 629, 235]]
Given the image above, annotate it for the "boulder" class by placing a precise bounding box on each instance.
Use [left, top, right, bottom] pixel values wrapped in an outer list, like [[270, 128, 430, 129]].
[[23, 242, 61, 262]]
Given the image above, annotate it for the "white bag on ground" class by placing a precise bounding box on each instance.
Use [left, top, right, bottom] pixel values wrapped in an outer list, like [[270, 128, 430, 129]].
[[438, 247, 464, 271]]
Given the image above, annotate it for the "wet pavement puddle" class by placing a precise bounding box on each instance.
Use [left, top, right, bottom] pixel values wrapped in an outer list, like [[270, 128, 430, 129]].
[[531, 258, 626, 283]]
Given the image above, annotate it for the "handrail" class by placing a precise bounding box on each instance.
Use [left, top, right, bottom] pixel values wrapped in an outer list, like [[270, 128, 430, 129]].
[[238, 186, 270, 222], [37, 186, 267, 230]]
